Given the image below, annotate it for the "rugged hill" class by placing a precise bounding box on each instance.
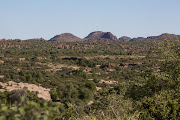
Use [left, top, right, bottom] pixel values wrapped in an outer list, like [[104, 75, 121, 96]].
[[130, 33, 180, 42], [85, 31, 118, 41], [146, 33, 180, 41], [49, 33, 82, 42], [85, 31, 106, 39], [119, 36, 131, 41], [101, 32, 118, 40]]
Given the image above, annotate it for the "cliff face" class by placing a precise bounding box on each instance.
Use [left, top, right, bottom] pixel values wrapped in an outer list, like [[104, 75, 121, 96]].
[[49, 33, 82, 42]]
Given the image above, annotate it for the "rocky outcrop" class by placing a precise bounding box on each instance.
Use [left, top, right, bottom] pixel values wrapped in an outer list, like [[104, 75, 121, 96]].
[[85, 31, 118, 41], [49, 33, 82, 42], [101, 32, 118, 40], [85, 31, 106, 39], [119, 36, 131, 41]]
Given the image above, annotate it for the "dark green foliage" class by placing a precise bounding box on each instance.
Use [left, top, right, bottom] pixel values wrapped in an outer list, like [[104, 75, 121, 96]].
[[85, 81, 96, 91], [9, 88, 28, 104], [0, 85, 2, 89], [93, 78, 100, 83], [140, 94, 180, 120], [50, 89, 59, 101]]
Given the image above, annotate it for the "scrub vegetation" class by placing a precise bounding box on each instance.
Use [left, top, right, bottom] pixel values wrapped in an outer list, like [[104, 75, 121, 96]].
[[0, 38, 179, 119]]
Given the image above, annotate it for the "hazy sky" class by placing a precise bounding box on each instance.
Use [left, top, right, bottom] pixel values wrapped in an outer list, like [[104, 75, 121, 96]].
[[0, 0, 180, 40]]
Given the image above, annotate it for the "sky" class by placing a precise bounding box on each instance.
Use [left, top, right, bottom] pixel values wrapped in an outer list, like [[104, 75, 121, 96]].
[[0, 0, 180, 40]]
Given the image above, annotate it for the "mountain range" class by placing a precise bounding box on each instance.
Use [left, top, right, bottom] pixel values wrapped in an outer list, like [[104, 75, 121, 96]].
[[1, 31, 180, 42], [48, 31, 180, 42]]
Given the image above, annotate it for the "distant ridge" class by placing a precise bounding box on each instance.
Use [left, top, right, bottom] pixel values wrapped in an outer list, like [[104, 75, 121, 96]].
[[130, 33, 180, 42], [27, 38, 45, 41], [119, 36, 131, 41], [49, 33, 82, 42], [1, 32, 180, 42]]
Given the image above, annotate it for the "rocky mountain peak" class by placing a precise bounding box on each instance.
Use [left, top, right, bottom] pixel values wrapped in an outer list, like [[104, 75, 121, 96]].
[[85, 31, 106, 39], [101, 32, 118, 40], [49, 33, 82, 42], [85, 31, 118, 41]]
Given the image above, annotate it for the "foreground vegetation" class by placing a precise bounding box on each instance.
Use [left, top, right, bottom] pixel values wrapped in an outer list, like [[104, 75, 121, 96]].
[[0, 38, 179, 119]]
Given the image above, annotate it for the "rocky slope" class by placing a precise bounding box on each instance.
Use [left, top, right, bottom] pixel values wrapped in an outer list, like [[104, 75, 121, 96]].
[[49, 33, 82, 42]]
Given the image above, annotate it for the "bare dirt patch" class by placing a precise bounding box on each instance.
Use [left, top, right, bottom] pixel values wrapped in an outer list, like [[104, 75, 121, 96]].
[[37, 62, 80, 72], [88, 101, 94, 105], [48, 63, 80, 70], [0, 75, 5, 78], [99, 79, 118, 84], [0, 81, 51, 101], [96, 87, 102, 91]]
